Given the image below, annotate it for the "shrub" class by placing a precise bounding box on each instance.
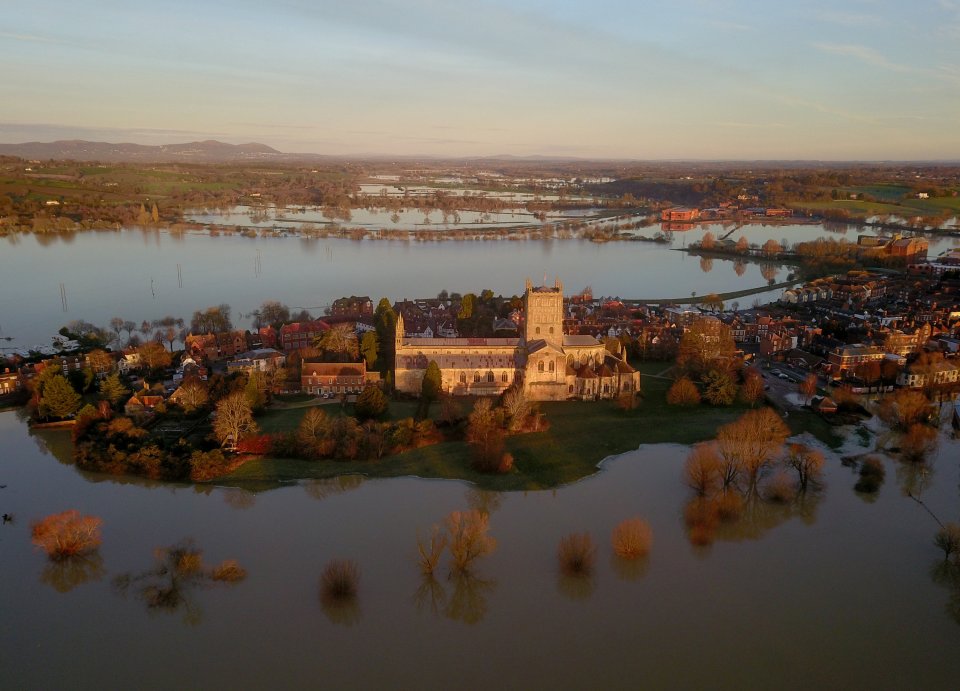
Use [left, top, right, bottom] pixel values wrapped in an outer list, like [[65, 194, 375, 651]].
[[355, 384, 389, 420], [702, 369, 737, 406], [497, 452, 514, 474], [320, 559, 360, 604], [211, 560, 247, 582], [611, 518, 652, 559], [666, 376, 700, 406], [558, 532, 596, 576], [31, 510, 103, 560], [235, 434, 273, 455]]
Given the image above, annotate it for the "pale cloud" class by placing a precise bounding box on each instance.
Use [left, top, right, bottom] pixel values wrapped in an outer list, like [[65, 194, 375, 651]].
[[813, 42, 912, 72], [0, 31, 61, 44], [814, 10, 885, 27]]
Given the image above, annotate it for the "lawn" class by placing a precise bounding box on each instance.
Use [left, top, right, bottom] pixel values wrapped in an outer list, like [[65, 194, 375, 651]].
[[221, 365, 812, 492]]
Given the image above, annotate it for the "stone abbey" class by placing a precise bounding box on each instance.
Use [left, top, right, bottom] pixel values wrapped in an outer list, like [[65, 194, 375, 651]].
[[394, 279, 640, 401]]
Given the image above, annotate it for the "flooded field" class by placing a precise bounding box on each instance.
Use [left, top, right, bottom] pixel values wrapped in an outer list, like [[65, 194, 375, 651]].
[[2, 412, 959, 689]]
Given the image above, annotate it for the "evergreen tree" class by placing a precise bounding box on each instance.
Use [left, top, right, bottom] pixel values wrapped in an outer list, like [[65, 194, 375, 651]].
[[360, 331, 379, 370], [355, 385, 388, 420], [421, 361, 442, 401], [244, 371, 268, 412], [374, 298, 397, 373], [39, 374, 82, 419], [99, 372, 130, 407]]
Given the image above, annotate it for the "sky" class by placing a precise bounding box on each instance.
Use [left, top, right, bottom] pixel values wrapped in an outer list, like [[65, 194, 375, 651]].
[[1, 0, 959, 159]]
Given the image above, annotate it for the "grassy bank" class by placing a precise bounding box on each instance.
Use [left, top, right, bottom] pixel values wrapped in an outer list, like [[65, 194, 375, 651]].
[[221, 363, 837, 492]]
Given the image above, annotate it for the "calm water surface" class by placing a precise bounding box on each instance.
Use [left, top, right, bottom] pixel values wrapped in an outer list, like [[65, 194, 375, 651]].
[[1, 411, 959, 689], [3, 222, 957, 348]]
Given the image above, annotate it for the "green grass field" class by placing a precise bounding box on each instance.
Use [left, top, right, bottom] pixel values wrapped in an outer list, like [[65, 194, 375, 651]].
[[222, 362, 842, 491], [797, 192, 960, 219]]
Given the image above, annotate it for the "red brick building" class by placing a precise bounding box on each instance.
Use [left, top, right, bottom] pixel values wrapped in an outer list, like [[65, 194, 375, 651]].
[[279, 320, 330, 352], [301, 361, 367, 396]]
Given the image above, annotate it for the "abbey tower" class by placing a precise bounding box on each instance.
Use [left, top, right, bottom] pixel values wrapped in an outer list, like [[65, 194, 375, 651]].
[[523, 278, 564, 348]]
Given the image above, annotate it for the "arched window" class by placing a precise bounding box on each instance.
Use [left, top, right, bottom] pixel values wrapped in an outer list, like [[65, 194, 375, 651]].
[[501, 372, 508, 383], [486, 371, 494, 383], [536, 326, 541, 335], [548, 360, 555, 372], [549, 326, 554, 335], [474, 372, 481, 383], [538, 361, 544, 373], [459, 372, 466, 384]]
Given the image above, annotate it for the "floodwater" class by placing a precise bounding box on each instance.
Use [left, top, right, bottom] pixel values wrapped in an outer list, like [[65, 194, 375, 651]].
[[186, 203, 589, 231], [4, 220, 957, 349], [1, 411, 959, 689]]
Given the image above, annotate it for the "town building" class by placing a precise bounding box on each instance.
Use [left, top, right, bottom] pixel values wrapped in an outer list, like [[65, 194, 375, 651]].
[[226, 348, 286, 374], [330, 296, 373, 319], [279, 320, 329, 352], [301, 362, 368, 396], [394, 279, 640, 400], [0, 368, 20, 396], [660, 208, 700, 222]]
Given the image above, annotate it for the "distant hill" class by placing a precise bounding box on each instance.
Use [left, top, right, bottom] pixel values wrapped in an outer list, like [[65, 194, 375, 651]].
[[0, 139, 289, 163]]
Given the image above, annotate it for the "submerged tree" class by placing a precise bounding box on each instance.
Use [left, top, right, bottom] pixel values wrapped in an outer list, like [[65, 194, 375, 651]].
[[445, 510, 496, 574], [716, 408, 789, 493], [319, 559, 361, 627], [784, 443, 825, 492], [31, 510, 103, 560], [113, 540, 246, 625]]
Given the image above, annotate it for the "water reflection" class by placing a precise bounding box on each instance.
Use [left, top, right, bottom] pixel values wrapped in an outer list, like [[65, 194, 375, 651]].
[[222, 487, 256, 510], [931, 560, 960, 625], [413, 574, 446, 616], [319, 559, 362, 627], [557, 572, 595, 601], [321, 597, 362, 627], [304, 475, 365, 501], [699, 256, 713, 273], [611, 554, 649, 582], [40, 553, 105, 593], [411, 571, 497, 625], [113, 539, 246, 626], [446, 572, 496, 624], [465, 488, 503, 516], [683, 484, 822, 546]]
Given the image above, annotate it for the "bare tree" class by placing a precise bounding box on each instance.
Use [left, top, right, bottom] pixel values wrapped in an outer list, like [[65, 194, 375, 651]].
[[213, 392, 258, 450], [784, 442, 824, 492], [315, 324, 359, 362], [177, 380, 209, 412], [716, 408, 789, 493], [501, 387, 530, 431]]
